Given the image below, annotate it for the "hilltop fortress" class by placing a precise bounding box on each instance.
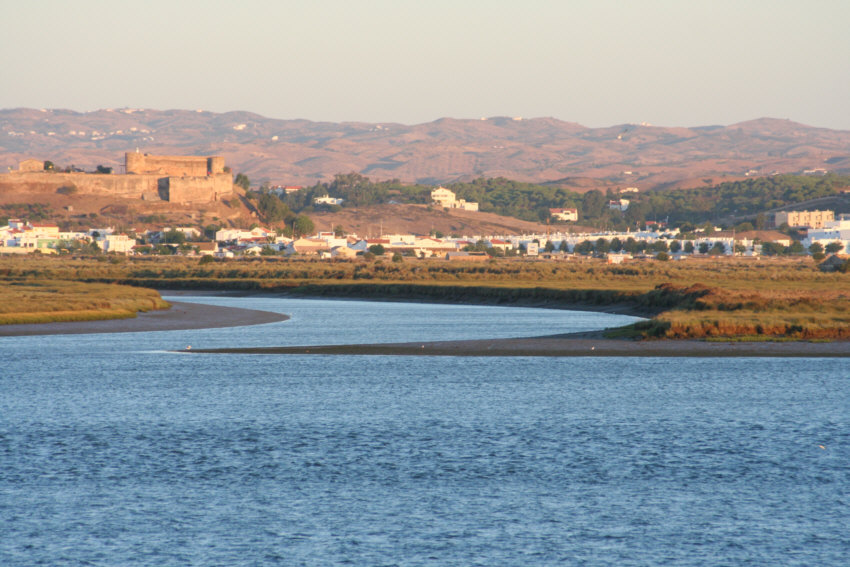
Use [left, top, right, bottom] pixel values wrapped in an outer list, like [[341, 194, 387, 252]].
[[1, 152, 234, 204]]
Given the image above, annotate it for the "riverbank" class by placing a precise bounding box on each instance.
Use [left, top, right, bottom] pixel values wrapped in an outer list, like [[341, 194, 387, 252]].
[[0, 300, 289, 336], [4, 255, 850, 340]]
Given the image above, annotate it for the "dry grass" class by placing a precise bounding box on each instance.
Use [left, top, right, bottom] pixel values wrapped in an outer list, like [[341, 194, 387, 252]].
[[0, 279, 170, 325], [1, 255, 848, 338]]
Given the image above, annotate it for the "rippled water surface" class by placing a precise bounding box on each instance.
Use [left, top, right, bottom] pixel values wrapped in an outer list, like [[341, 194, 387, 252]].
[[1, 297, 848, 565]]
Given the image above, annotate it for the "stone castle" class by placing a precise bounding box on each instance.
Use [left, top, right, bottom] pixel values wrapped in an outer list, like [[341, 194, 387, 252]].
[[1, 152, 234, 204]]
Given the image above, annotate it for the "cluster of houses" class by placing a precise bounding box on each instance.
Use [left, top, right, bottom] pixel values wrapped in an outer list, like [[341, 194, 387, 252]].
[[211, 228, 500, 259], [4, 208, 850, 261], [799, 213, 850, 251], [0, 219, 134, 254]]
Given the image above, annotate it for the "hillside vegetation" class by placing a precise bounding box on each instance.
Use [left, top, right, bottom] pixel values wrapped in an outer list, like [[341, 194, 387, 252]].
[[261, 173, 850, 229]]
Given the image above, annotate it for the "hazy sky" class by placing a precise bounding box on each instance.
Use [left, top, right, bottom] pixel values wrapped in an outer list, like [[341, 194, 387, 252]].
[[2, 0, 849, 129]]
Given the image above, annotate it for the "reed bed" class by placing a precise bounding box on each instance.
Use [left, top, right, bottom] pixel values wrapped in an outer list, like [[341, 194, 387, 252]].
[[0, 279, 170, 325], [1, 255, 848, 338]]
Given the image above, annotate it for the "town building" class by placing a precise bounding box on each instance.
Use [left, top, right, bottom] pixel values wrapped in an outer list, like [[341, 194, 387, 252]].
[[430, 187, 479, 211], [549, 208, 578, 222], [772, 210, 834, 229], [314, 195, 345, 206], [608, 199, 630, 212]]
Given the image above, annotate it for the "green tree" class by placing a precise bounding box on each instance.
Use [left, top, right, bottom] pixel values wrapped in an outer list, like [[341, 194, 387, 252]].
[[154, 244, 175, 255], [204, 224, 222, 240], [582, 190, 606, 219], [787, 241, 805, 255], [291, 215, 315, 237], [677, 222, 695, 234], [257, 193, 292, 224], [574, 240, 594, 255], [761, 242, 785, 256], [709, 242, 726, 255], [825, 241, 844, 254], [368, 244, 386, 255], [651, 240, 669, 253], [595, 238, 610, 253], [609, 237, 623, 252], [234, 173, 250, 191], [669, 240, 682, 253], [163, 229, 186, 244], [684, 241, 695, 254], [808, 242, 824, 256]]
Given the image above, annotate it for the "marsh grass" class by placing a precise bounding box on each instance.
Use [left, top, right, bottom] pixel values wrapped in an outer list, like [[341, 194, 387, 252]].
[[0, 279, 170, 325], [1, 255, 848, 338]]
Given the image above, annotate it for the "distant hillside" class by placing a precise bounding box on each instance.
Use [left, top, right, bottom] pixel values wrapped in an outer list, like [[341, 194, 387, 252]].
[[2, 108, 849, 189]]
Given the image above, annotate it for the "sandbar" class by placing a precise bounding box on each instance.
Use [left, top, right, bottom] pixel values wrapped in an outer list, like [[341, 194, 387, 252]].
[[186, 330, 850, 357], [0, 301, 289, 337]]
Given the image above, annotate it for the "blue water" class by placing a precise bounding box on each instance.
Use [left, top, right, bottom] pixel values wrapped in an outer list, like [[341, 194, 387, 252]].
[[1, 297, 848, 565]]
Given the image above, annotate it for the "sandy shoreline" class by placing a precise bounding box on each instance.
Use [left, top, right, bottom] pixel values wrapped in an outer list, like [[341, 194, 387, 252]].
[[0, 301, 289, 337], [2, 290, 848, 356], [187, 332, 850, 358]]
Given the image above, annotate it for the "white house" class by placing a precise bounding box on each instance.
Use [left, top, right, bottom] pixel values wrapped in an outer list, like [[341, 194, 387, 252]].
[[802, 216, 850, 254], [431, 187, 456, 207], [99, 234, 136, 254], [550, 208, 578, 222], [609, 199, 630, 212], [314, 195, 344, 206], [430, 187, 479, 211]]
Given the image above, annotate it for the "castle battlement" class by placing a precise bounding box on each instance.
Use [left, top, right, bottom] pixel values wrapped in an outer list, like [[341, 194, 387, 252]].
[[125, 152, 225, 177], [1, 153, 234, 205]]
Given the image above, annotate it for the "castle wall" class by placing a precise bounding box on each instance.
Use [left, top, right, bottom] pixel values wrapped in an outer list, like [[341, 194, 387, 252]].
[[0, 172, 160, 199], [0, 171, 233, 203], [19, 159, 44, 172], [166, 174, 233, 204], [125, 153, 225, 176], [1, 153, 233, 204]]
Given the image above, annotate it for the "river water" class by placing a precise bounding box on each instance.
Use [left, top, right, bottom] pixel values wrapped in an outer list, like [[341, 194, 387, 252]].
[[1, 296, 848, 565]]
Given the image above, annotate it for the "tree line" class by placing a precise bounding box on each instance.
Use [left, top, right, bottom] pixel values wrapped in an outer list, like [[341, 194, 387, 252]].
[[238, 171, 850, 230]]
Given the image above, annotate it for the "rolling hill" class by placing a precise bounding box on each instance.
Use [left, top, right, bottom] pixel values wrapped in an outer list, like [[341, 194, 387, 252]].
[[3, 109, 849, 191]]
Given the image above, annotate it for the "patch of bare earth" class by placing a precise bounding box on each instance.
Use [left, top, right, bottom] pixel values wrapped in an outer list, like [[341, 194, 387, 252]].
[[309, 204, 584, 237]]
